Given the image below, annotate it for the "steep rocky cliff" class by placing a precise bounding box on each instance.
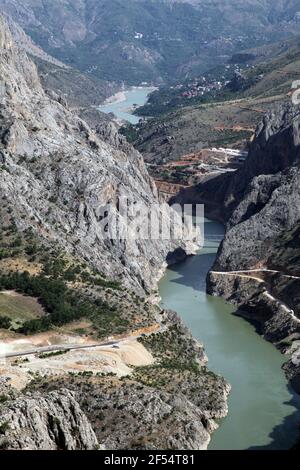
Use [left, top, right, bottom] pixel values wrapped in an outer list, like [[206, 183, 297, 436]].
[[2, 12, 119, 107], [0, 384, 99, 450], [196, 103, 300, 390], [0, 15, 230, 451], [0, 15, 197, 295], [205, 103, 300, 274]]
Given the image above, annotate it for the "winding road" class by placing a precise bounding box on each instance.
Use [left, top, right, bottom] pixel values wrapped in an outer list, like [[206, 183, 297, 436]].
[[0, 340, 120, 360], [211, 268, 300, 281], [210, 269, 300, 325], [0, 324, 161, 360]]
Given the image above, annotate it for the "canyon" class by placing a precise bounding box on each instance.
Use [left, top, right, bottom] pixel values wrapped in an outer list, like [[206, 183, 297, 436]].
[[0, 14, 229, 450], [1, 0, 300, 452], [173, 102, 300, 396]]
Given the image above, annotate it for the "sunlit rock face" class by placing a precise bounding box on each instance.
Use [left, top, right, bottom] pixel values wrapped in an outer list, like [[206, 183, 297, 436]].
[[0, 15, 198, 294]]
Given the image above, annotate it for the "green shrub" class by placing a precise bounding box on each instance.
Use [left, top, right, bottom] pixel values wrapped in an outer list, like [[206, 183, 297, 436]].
[[0, 421, 10, 435], [0, 316, 11, 329]]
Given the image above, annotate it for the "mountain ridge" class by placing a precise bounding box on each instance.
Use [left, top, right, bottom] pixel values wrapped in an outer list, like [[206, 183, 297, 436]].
[[2, 0, 300, 84]]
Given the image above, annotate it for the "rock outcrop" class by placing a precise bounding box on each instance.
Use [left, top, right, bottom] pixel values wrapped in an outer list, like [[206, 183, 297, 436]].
[[198, 103, 300, 389], [76, 380, 218, 450], [0, 15, 198, 295], [0, 388, 99, 450]]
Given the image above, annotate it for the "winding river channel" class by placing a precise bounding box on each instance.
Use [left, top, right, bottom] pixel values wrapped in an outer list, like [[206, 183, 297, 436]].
[[159, 219, 300, 450], [101, 89, 300, 449]]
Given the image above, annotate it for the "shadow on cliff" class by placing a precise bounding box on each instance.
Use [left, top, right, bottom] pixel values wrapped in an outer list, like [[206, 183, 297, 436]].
[[247, 387, 300, 450], [167, 252, 216, 292]]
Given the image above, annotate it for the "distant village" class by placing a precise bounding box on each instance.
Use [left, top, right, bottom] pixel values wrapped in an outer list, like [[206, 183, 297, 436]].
[[171, 63, 254, 101]]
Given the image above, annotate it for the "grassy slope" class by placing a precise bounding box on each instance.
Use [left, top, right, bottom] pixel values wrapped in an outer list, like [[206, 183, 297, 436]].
[[0, 292, 43, 322]]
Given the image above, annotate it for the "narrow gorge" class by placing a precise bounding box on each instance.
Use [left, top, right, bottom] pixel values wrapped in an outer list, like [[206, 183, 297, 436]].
[[1, 2, 300, 453], [97, 73, 300, 448], [171, 102, 300, 446]]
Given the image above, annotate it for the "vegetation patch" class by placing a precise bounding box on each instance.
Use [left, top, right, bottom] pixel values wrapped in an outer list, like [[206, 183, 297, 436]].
[[38, 350, 68, 359], [138, 325, 198, 363], [0, 271, 128, 337], [0, 291, 44, 328]]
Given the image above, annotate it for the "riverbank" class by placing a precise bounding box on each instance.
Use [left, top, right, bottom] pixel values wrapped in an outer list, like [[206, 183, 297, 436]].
[[103, 91, 127, 105], [208, 268, 300, 392]]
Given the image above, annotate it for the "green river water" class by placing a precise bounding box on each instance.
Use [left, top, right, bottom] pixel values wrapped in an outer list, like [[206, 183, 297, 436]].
[[159, 219, 300, 450], [99, 87, 154, 124]]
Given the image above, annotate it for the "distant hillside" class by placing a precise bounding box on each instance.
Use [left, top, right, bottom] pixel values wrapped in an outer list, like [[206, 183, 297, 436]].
[[235, 37, 300, 100], [34, 57, 119, 109], [3, 13, 118, 108], [2, 0, 300, 85], [125, 34, 300, 163]]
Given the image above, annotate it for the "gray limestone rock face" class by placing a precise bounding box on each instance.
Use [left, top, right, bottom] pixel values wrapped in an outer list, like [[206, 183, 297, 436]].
[[0, 389, 99, 450], [202, 104, 300, 390], [214, 167, 300, 271], [0, 15, 198, 295]]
